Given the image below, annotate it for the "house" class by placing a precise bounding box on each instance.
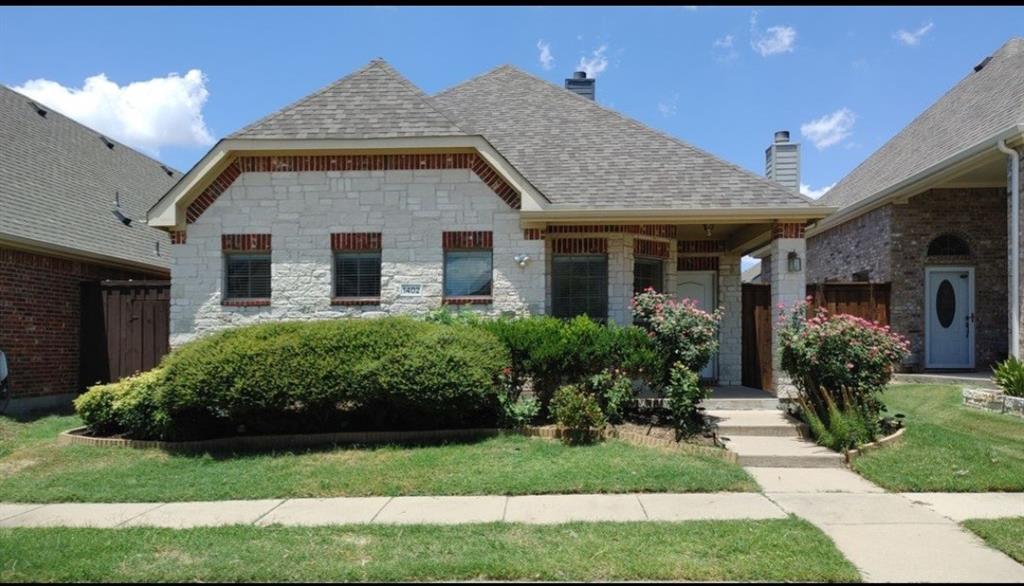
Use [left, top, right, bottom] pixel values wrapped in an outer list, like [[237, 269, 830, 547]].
[[806, 37, 1024, 372], [0, 85, 179, 413], [147, 60, 831, 392]]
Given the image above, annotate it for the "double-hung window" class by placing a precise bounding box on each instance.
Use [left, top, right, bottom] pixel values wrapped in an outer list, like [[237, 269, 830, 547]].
[[222, 234, 272, 306], [331, 233, 382, 304], [442, 231, 493, 303], [550, 238, 608, 320], [632, 239, 668, 294]]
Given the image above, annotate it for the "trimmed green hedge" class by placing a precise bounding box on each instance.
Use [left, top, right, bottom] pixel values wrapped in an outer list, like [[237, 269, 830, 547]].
[[76, 318, 509, 440]]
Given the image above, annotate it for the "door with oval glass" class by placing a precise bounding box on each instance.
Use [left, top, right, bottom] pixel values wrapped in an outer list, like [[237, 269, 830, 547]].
[[925, 267, 975, 369], [677, 270, 717, 379]]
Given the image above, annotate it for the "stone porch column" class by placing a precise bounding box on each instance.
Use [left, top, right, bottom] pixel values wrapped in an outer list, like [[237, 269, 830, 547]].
[[1011, 148, 1024, 359], [769, 222, 807, 397], [718, 254, 742, 385]]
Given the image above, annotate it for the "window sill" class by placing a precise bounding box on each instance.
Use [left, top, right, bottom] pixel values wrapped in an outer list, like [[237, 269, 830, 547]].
[[443, 296, 493, 305], [222, 298, 271, 307], [331, 297, 382, 306]]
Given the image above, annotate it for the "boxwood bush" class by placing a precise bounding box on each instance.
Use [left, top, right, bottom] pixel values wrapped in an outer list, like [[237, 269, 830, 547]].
[[75, 318, 509, 440]]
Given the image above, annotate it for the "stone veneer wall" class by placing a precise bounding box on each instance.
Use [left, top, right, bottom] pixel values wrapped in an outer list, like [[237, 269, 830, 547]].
[[806, 205, 893, 283], [170, 168, 544, 345], [891, 188, 1008, 369]]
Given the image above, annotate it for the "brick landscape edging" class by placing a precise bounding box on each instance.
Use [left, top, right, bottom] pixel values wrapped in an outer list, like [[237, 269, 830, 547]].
[[844, 427, 906, 464], [58, 425, 736, 461]]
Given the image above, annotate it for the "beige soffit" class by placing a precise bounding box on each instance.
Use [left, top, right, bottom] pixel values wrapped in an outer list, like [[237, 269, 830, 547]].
[[807, 124, 1024, 237], [147, 136, 549, 229], [0, 234, 170, 275]]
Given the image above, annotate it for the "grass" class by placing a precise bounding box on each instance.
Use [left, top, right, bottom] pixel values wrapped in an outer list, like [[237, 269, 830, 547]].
[[0, 414, 756, 502], [962, 517, 1024, 564], [852, 384, 1024, 492], [0, 519, 860, 582]]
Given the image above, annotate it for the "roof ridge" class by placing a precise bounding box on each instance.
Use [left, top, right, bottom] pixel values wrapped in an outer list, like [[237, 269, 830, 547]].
[[1, 84, 181, 175], [432, 64, 516, 100], [486, 65, 817, 206], [368, 59, 470, 135]]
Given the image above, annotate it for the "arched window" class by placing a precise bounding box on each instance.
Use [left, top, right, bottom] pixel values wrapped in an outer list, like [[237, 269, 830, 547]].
[[927, 234, 971, 257]]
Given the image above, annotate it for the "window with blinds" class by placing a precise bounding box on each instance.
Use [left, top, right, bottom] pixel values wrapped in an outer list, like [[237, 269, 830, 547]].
[[224, 253, 271, 299], [443, 250, 493, 297], [334, 251, 382, 298], [633, 257, 664, 294], [551, 254, 608, 320]]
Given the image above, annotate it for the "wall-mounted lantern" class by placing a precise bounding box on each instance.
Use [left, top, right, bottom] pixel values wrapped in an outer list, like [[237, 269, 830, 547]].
[[787, 250, 802, 273], [514, 254, 531, 268]]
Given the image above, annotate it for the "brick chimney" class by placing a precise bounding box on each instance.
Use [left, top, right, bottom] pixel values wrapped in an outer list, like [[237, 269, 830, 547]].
[[765, 130, 800, 193], [564, 71, 595, 100]]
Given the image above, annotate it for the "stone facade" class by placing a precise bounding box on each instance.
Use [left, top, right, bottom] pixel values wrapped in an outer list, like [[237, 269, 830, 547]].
[[807, 187, 1010, 370], [768, 232, 807, 396], [170, 168, 544, 345]]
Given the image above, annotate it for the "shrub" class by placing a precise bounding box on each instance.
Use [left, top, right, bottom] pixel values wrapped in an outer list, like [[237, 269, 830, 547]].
[[779, 300, 909, 420], [74, 370, 167, 438], [993, 357, 1024, 397], [796, 387, 878, 451], [497, 394, 541, 429], [75, 318, 509, 440], [582, 369, 635, 424], [664, 363, 708, 437], [551, 384, 606, 445], [631, 289, 722, 383]]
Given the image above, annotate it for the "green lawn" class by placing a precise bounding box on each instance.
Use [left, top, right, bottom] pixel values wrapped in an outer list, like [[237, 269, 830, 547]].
[[962, 518, 1024, 564], [0, 519, 860, 582], [0, 414, 756, 502], [852, 384, 1024, 492]]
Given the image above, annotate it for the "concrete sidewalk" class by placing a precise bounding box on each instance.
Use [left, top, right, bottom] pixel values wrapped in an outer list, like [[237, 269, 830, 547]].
[[0, 492, 787, 529]]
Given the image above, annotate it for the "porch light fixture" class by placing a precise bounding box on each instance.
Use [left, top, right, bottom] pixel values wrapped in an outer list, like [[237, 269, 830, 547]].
[[514, 254, 531, 268], [703, 224, 715, 238], [787, 251, 802, 273]]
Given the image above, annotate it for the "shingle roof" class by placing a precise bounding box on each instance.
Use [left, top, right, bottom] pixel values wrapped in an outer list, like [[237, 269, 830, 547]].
[[822, 37, 1024, 210], [0, 84, 178, 270], [433, 65, 819, 209], [230, 59, 468, 140]]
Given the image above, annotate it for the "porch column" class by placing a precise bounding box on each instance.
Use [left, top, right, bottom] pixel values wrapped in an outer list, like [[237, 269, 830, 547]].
[[769, 222, 807, 397], [718, 254, 743, 385], [1011, 148, 1024, 358]]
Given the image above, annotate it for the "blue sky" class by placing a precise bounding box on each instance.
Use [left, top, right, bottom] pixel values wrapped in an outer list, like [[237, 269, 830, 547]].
[[2, 5, 1021, 200]]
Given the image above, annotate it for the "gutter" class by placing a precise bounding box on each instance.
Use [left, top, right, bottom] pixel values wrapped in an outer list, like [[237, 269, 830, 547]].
[[997, 139, 1021, 359]]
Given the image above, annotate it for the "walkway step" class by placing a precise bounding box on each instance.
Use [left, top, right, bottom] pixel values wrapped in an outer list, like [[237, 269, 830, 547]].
[[722, 436, 845, 468], [706, 410, 808, 437], [701, 397, 782, 410]]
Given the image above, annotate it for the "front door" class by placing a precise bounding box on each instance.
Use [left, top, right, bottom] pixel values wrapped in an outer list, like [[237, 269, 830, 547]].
[[925, 267, 975, 369], [677, 271, 717, 379]]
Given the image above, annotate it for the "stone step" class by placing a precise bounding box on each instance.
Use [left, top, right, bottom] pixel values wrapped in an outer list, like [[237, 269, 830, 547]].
[[721, 435, 845, 468], [705, 409, 808, 437], [701, 397, 782, 410]]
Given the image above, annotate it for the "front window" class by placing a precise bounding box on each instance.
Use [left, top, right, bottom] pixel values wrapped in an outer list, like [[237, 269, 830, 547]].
[[444, 250, 493, 297], [552, 254, 608, 319], [225, 253, 271, 300], [633, 257, 664, 294], [334, 251, 382, 298]]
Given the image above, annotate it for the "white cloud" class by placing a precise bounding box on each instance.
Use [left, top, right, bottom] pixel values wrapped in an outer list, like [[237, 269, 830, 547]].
[[893, 22, 934, 47], [536, 40, 554, 71], [713, 34, 734, 49], [800, 182, 837, 199], [749, 11, 796, 56], [13, 70, 214, 156], [577, 45, 609, 78], [657, 93, 680, 117], [800, 108, 856, 149]]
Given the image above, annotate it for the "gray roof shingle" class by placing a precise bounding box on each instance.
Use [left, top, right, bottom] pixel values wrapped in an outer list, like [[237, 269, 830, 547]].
[[230, 59, 468, 140], [822, 37, 1024, 210], [433, 65, 819, 209], [0, 84, 178, 270]]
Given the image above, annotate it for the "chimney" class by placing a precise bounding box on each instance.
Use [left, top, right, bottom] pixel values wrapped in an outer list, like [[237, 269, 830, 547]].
[[765, 130, 800, 193], [565, 71, 595, 100]]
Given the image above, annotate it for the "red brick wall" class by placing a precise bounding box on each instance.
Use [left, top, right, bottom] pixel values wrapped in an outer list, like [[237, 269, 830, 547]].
[[0, 246, 165, 398]]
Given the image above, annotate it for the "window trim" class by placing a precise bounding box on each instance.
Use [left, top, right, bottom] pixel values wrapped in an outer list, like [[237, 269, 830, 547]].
[[442, 248, 494, 304], [332, 249, 382, 305], [222, 251, 272, 306], [551, 253, 609, 321]]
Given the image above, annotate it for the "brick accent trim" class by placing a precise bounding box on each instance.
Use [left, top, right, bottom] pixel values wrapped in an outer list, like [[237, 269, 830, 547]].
[[442, 231, 493, 250], [330, 297, 381, 306], [185, 153, 520, 223], [542, 225, 676, 238], [551, 237, 608, 255], [169, 230, 187, 245], [221, 234, 272, 251], [221, 298, 271, 307], [772, 222, 805, 239], [442, 295, 494, 305], [524, 228, 545, 240], [677, 240, 726, 253], [331, 232, 381, 251], [677, 256, 720, 271], [633, 239, 669, 259]]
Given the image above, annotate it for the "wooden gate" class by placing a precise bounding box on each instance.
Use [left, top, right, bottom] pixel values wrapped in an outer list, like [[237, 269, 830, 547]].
[[806, 282, 891, 325], [80, 280, 170, 389], [741, 283, 773, 391]]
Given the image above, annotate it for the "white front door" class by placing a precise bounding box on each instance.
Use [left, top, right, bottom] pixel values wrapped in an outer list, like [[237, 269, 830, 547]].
[[677, 271, 717, 379], [925, 267, 975, 369]]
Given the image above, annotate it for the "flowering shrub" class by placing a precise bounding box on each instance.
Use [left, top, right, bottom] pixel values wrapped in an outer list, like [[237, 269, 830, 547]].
[[582, 369, 635, 424], [664, 363, 709, 437], [631, 288, 722, 383], [779, 299, 910, 420], [551, 384, 606, 445]]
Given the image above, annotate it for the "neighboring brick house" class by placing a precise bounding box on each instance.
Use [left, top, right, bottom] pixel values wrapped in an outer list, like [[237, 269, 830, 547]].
[[148, 60, 830, 393], [806, 37, 1024, 372], [0, 85, 178, 413]]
